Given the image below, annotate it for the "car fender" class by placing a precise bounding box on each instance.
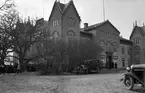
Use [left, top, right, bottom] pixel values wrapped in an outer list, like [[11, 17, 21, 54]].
[[122, 72, 134, 77], [123, 72, 144, 85]]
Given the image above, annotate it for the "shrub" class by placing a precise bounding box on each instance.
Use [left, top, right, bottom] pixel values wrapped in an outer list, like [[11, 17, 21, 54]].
[[36, 63, 63, 75], [35, 63, 51, 75]]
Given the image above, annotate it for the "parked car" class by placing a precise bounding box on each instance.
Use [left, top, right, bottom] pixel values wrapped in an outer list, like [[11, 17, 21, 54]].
[[74, 59, 102, 74], [27, 61, 36, 72], [122, 64, 145, 90]]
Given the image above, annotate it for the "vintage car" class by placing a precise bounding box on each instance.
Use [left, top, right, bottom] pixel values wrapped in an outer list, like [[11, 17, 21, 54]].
[[122, 64, 145, 90], [74, 59, 102, 74]]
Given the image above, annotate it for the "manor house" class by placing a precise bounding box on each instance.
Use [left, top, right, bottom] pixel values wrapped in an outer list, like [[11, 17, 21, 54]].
[[32, 0, 134, 68]]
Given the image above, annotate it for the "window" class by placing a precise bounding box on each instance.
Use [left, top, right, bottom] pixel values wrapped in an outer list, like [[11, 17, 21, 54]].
[[99, 40, 105, 51], [67, 17, 76, 27], [133, 37, 141, 44], [52, 19, 59, 27], [67, 31, 76, 43], [52, 31, 59, 42], [122, 46, 125, 54], [113, 42, 117, 52], [122, 58, 125, 67], [67, 30, 76, 50], [128, 47, 130, 55], [106, 41, 112, 52]]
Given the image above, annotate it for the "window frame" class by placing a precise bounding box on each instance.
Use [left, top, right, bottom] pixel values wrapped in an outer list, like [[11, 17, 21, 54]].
[[122, 46, 125, 54]]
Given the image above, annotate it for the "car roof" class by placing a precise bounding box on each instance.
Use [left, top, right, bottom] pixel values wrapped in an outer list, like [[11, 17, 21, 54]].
[[132, 64, 145, 68]]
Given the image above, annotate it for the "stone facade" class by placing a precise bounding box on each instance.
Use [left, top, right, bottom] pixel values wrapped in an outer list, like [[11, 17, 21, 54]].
[[119, 38, 132, 67], [130, 25, 145, 64], [82, 21, 133, 68], [46, 0, 134, 68], [28, 0, 133, 68]]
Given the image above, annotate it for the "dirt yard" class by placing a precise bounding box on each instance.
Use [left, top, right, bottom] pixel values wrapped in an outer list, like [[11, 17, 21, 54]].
[[0, 72, 144, 93]]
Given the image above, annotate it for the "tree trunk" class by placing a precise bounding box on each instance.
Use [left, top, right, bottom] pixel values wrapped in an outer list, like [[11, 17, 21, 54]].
[[19, 54, 26, 72], [1, 57, 5, 65]]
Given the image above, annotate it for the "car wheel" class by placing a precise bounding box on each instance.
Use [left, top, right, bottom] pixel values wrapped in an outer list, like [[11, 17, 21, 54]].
[[124, 76, 134, 90]]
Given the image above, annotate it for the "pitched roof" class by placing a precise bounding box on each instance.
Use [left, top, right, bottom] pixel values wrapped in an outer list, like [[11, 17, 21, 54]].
[[120, 37, 133, 45], [80, 31, 92, 38], [58, 2, 65, 11], [56, 1, 68, 13], [82, 20, 120, 34], [129, 26, 145, 39], [49, 0, 81, 22]]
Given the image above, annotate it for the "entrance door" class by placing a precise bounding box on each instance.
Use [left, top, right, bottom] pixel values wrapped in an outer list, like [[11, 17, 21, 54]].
[[106, 52, 113, 69]]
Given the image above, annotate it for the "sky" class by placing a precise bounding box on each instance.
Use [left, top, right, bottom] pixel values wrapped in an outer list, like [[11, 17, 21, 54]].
[[11, 0, 145, 39]]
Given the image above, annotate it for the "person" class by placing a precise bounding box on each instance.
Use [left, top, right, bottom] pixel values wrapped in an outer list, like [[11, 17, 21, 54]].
[[17, 64, 21, 73], [1, 64, 5, 75]]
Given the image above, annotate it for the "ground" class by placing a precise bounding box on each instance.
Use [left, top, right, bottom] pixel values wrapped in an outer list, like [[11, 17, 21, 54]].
[[0, 72, 145, 93]]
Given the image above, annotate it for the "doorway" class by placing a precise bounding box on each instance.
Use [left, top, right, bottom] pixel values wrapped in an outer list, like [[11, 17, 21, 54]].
[[106, 52, 113, 69]]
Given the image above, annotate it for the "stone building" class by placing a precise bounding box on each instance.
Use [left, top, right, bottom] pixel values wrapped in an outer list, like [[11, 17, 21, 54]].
[[28, 0, 133, 68], [120, 38, 132, 67], [130, 24, 145, 64], [46, 0, 134, 68], [81, 20, 132, 68]]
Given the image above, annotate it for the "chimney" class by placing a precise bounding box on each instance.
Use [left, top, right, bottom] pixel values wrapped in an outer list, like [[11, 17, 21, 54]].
[[84, 23, 88, 28]]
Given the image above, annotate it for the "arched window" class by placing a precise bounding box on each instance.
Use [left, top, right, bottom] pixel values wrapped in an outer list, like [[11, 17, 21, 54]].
[[52, 31, 59, 43], [52, 31, 59, 39], [106, 41, 112, 52], [99, 40, 105, 51], [132, 45, 141, 64], [113, 42, 117, 52], [67, 30, 76, 49], [67, 30, 76, 36], [67, 30, 76, 42]]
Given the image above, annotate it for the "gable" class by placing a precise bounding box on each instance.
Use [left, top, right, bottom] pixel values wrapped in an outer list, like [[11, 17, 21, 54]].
[[63, 1, 81, 22], [97, 21, 120, 35], [130, 27, 143, 40], [130, 26, 144, 40], [48, 1, 62, 22]]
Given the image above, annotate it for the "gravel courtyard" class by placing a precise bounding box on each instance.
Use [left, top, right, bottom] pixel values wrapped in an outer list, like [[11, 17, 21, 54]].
[[0, 72, 144, 93]]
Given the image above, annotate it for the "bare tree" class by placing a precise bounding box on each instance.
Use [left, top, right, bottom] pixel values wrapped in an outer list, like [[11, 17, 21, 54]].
[[79, 39, 103, 61], [0, 9, 18, 65], [38, 36, 103, 74], [0, 8, 47, 70], [0, 0, 15, 13], [11, 19, 47, 70]]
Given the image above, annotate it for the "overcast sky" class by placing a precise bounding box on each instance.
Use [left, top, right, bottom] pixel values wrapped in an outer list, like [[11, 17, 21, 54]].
[[13, 0, 145, 39]]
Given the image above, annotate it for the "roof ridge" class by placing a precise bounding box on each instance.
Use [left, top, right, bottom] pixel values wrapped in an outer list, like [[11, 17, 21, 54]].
[[82, 20, 109, 29], [56, 0, 71, 13]]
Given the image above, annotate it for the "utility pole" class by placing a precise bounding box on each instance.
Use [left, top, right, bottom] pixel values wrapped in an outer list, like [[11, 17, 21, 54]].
[[42, 1, 44, 18], [103, 0, 105, 21]]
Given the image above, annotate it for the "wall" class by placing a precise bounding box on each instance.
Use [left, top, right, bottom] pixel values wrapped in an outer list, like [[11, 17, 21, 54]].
[[119, 43, 131, 68]]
